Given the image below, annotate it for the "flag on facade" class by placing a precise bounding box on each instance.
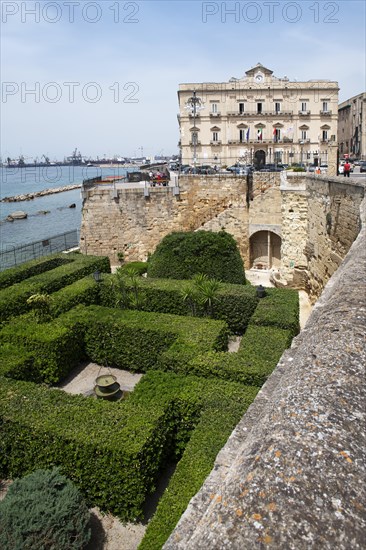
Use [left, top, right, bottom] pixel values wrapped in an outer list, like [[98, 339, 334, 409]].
[[246, 128, 250, 141], [273, 128, 277, 142], [257, 129, 262, 140]]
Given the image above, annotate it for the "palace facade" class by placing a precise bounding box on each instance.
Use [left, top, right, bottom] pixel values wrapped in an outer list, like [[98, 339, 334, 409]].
[[178, 63, 339, 168], [338, 92, 366, 160]]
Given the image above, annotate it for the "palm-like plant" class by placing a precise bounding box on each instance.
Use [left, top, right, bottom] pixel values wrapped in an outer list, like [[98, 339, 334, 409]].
[[195, 277, 222, 317]]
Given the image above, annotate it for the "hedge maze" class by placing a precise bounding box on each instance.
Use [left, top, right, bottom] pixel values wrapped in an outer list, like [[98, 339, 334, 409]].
[[0, 251, 299, 549]]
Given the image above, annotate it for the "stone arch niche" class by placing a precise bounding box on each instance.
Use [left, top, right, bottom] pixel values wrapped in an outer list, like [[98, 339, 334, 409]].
[[250, 230, 281, 269]]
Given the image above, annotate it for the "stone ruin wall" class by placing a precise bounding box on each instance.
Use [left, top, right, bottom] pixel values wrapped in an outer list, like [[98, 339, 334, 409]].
[[80, 173, 364, 300]]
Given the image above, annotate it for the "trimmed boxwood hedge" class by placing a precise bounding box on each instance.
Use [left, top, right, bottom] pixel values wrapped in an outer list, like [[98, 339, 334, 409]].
[[0, 343, 37, 381], [134, 371, 259, 550], [0, 371, 258, 527], [0, 376, 194, 521], [147, 230, 246, 284], [58, 305, 228, 374], [99, 275, 258, 334], [250, 287, 300, 336], [0, 254, 73, 290], [0, 305, 228, 383], [0, 314, 85, 384], [0, 254, 110, 322], [49, 275, 100, 317]]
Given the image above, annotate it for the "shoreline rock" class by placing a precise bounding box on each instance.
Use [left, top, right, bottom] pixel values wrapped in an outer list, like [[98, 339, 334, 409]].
[[7, 211, 28, 221], [1, 184, 82, 203]]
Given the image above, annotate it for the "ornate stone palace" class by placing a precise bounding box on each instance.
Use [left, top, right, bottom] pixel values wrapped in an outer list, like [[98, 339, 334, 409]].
[[178, 63, 339, 168]]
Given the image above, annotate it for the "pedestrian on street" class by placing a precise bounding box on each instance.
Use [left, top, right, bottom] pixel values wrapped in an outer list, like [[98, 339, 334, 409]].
[[343, 161, 351, 177]]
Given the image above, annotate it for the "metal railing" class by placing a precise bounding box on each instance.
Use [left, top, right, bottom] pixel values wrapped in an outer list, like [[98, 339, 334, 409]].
[[0, 229, 80, 272]]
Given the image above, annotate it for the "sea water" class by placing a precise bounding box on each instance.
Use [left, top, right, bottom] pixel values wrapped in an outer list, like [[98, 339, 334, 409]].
[[0, 165, 128, 250]]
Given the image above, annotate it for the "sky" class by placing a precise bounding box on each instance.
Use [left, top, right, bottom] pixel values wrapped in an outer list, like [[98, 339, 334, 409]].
[[1, 0, 365, 161]]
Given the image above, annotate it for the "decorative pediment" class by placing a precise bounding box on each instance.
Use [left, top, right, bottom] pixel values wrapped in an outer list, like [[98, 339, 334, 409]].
[[321, 124, 331, 130], [245, 63, 273, 76], [190, 126, 200, 132], [273, 122, 284, 128], [210, 126, 221, 131], [299, 125, 310, 130], [255, 123, 266, 128], [237, 123, 248, 129]]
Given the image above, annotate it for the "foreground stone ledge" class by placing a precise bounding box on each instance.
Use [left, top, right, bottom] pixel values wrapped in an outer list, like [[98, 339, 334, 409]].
[[164, 200, 366, 548]]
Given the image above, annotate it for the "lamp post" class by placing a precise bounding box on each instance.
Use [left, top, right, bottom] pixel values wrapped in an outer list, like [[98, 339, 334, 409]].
[[185, 90, 203, 169], [93, 270, 102, 283], [256, 284, 266, 298], [299, 140, 304, 166]]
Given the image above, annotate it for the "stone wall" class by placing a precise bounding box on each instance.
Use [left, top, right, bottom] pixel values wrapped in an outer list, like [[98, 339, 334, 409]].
[[304, 177, 364, 300], [80, 173, 282, 268], [164, 196, 366, 550], [80, 173, 364, 300], [80, 175, 247, 264]]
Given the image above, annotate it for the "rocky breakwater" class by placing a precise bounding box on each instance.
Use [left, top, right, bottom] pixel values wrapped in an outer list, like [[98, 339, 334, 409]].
[[1, 184, 82, 203]]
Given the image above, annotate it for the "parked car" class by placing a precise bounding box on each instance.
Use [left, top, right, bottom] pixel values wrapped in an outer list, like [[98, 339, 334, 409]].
[[259, 164, 284, 172], [360, 162, 366, 173], [308, 164, 316, 172], [319, 164, 328, 174], [338, 164, 344, 174]]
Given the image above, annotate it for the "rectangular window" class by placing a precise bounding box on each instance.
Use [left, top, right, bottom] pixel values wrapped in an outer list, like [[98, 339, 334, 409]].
[[212, 132, 219, 142], [301, 130, 307, 140], [239, 102, 245, 114], [322, 130, 328, 141], [192, 132, 198, 144], [239, 129, 246, 142], [212, 103, 218, 113], [301, 102, 307, 112], [273, 129, 281, 141], [275, 102, 281, 113], [257, 102, 262, 114], [322, 101, 328, 112]]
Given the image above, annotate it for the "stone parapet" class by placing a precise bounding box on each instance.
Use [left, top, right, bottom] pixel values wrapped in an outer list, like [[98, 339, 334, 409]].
[[164, 197, 366, 549]]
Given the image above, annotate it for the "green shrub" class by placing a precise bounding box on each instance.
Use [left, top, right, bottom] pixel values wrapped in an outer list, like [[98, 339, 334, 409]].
[[239, 325, 293, 363], [100, 275, 258, 334], [147, 230, 246, 284], [250, 288, 300, 336], [0, 254, 110, 322], [50, 276, 99, 317], [0, 255, 72, 290], [0, 344, 38, 382], [0, 314, 85, 384], [0, 468, 91, 550], [137, 372, 259, 550], [0, 376, 198, 521], [118, 261, 148, 275]]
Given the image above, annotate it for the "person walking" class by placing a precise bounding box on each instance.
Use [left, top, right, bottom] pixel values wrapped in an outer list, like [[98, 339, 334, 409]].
[[343, 161, 351, 177]]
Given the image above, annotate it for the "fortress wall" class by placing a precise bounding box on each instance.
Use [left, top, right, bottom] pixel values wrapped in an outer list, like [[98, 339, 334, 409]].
[[80, 175, 248, 264], [304, 177, 364, 301], [80, 174, 364, 300]]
